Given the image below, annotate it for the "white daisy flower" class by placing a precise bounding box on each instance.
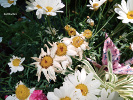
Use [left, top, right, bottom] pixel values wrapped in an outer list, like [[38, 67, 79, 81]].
[[0, 37, 2, 43], [129, 43, 133, 51], [8, 55, 25, 74], [5, 81, 35, 100], [62, 32, 89, 59], [114, 0, 133, 23], [0, 0, 17, 8], [64, 69, 101, 100], [26, 0, 44, 19], [26, 0, 65, 18], [31, 45, 67, 82], [49, 41, 77, 71], [45, 27, 58, 35], [87, 0, 107, 11], [47, 83, 80, 100], [37, 0, 65, 16], [98, 88, 124, 100]]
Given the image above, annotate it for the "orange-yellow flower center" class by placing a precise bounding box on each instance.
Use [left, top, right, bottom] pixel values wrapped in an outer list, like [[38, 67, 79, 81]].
[[93, 3, 99, 11], [68, 28, 76, 36], [72, 36, 84, 48], [60, 96, 71, 100], [64, 25, 70, 31], [76, 84, 88, 96], [127, 11, 133, 19], [36, 5, 42, 9], [56, 43, 67, 56], [12, 59, 21, 66], [46, 6, 53, 12], [15, 85, 30, 100], [8, 0, 14, 4], [83, 29, 92, 39], [40, 56, 53, 69]]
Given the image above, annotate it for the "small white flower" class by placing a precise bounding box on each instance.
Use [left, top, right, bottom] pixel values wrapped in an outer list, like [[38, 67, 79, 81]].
[[45, 27, 58, 35], [87, 0, 107, 11], [31, 45, 67, 82], [114, 0, 133, 23], [47, 83, 80, 100], [0, 0, 17, 8], [26, 0, 65, 19], [129, 43, 133, 51], [87, 18, 94, 26], [64, 68, 101, 100], [6, 81, 35, 100], [0, 37, 2, 43], [37, 0, 65, 16], [98, 88, 124, 100], [8, 55, 25, 74]]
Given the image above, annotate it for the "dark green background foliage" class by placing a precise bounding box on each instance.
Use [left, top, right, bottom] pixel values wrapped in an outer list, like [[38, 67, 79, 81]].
[[0, 0, 133, 99]]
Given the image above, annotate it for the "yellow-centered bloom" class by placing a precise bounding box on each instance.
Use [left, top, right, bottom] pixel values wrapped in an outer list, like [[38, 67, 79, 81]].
[[115, 0, 133, 23], [8, 55, 25, 74], [0, 0, 17, 8]]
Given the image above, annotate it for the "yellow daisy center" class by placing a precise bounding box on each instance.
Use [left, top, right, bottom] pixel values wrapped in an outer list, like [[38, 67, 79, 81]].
[[8, 0, 14, 4], [127, 11, 133, 19], [76, 84, 88, 96], [60, 96, 71, 100], [15, 85, 30, 100], [12, 59, 21, 66], [56, 43, 67, 56], [68, 28, 76, 36], [46, 6, 53, 12], [36, 5, 42, 9], [64, 25, 70, 31], [72, 36, 84, 48], [83, 29, 92, 39], [93, 3, 99, 11], [40, 56, 53, 69]]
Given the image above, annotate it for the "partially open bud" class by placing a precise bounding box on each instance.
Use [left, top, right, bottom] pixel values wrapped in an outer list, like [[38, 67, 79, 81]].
[[129, 43, 133, 51], [82, 29, 92, 39], [64, 25, 71, 31], [68, 28, 76, 36], [87, 19, 94, 26]]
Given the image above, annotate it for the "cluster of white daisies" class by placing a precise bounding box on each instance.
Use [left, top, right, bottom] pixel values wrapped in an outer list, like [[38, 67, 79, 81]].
[[47, 68, 123, 100], [8, 26, 91, 82]]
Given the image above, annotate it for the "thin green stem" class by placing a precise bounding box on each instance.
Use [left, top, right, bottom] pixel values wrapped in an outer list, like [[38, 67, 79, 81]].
[[91, 12, 115, 40], [0, 20, 10, 27], [22, 64, 35, 69], [46, 16, 54, 36]]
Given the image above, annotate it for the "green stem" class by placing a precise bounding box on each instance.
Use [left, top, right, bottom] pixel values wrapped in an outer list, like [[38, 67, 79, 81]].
[[46, 16, 54, 36], [22, 64, 35, 69], [91, 12, 115, 40], [0, 20, 10, 27]]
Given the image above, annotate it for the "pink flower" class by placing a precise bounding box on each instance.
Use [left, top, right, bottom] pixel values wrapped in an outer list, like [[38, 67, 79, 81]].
[[5, 95, 8, 99], [29, 90, 48, 100], [87, 33, 133, 74]]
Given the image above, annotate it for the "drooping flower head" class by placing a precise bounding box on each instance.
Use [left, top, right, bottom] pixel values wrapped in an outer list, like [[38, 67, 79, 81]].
[[114, 0, 133, 23], [8, 55, 25, 74], [31, 45, 67, 82], [87, 0, 107, 11], [0, 0, 17, 8]]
